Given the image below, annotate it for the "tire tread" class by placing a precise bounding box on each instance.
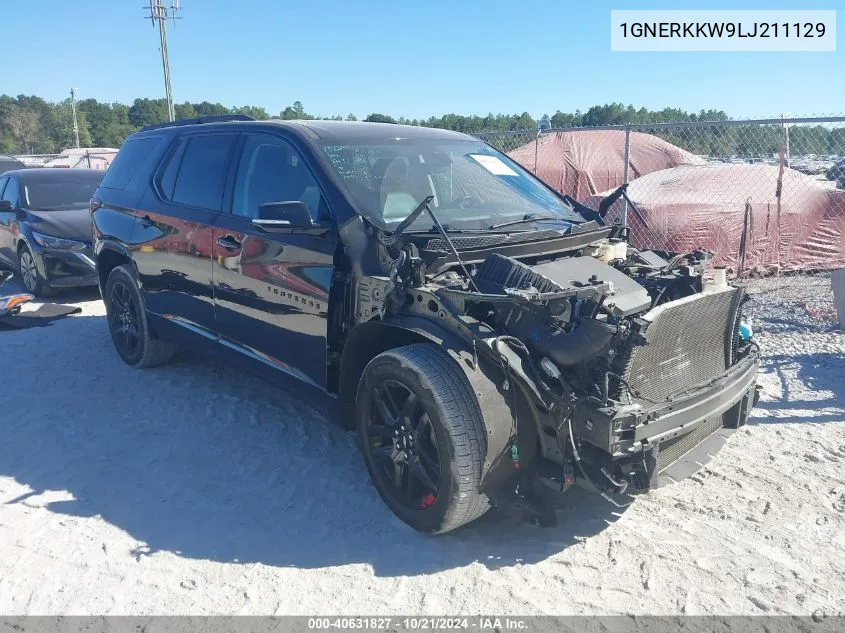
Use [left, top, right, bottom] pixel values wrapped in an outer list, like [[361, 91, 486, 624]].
[[364, 344, 489, 533]]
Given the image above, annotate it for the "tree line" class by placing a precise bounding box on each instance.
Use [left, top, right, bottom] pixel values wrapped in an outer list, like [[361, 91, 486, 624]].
[[1, 94, 843, 158]]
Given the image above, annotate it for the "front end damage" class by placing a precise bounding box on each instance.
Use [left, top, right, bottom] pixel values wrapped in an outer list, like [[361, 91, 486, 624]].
[[343, 220, 760, 525]]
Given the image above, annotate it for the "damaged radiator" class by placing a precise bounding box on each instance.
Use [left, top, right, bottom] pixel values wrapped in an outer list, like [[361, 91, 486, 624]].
[[620, 286, 744, 405]]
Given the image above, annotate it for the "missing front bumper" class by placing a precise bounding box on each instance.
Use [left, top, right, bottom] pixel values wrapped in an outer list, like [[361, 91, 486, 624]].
[[646, 380, 760, 488], [572, 353, 760, 489]]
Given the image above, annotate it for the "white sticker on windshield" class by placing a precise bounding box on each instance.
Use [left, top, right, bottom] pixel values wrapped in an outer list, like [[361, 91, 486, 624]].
[[469, 154, 518, 177]]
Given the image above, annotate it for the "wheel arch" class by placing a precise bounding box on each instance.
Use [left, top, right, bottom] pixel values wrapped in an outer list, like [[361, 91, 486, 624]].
[[95, 242, 135, 295], [337, 316, 455, 422], [338, 315, 536, 487]]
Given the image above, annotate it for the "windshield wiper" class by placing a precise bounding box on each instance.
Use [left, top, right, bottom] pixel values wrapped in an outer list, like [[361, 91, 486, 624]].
[[378, 195, 479, 292], [488, 213, 570, 230]]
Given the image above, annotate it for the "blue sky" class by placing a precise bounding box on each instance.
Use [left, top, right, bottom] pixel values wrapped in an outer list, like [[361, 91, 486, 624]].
[[5, 0, 842, 119]]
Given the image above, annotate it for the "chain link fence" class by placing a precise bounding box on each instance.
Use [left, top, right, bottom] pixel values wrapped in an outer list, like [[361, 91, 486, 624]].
[[13, 150, 116, 169], [478, 116, 845, 327]]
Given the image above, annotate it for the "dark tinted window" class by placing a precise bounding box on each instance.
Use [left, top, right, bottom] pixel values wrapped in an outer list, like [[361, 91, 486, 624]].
[[100, 137, 161, 190], [232, 134, 327, 220], [22, 171, 103, 210], [158, 138, 187, 200], [169, 134, 236, 211], [1, 177, 18, 207]]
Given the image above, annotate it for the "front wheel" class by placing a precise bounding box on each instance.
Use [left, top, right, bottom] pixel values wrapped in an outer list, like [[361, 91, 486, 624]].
[[18, 245, 53, 297], [356, 344, 489, 533]]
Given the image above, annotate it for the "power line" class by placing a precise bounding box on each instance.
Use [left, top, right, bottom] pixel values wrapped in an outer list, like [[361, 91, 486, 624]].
[[143, 0, 182, 123]]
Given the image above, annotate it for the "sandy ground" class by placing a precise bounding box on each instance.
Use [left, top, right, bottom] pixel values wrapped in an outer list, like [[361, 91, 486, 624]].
[[0, 281, 844, 616]]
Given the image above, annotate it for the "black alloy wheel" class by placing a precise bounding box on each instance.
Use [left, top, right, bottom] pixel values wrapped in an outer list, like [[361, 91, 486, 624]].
[[356, 344, 489, 533], [108, 279, 141, 361], [363, 378, 443, 510], [104, 265, 175, 368]]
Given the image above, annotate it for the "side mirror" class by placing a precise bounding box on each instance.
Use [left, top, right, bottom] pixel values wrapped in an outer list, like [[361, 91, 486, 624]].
[[253, 201, 314, 230], [0, 200, 12, 211]]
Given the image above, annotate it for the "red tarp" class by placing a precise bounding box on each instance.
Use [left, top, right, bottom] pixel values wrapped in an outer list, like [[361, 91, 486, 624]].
[[585, 164, 845, 272], [508, 130, 705, 200]]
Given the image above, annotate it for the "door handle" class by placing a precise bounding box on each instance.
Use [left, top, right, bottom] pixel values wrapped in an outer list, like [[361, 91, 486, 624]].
[[139, 215, 154, 228], [216, 235, 241, 251]]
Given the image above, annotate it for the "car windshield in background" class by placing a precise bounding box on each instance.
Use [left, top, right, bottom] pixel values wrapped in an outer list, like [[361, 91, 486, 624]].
[[319, 139, 584, 231], [22, 171, 103, 210]]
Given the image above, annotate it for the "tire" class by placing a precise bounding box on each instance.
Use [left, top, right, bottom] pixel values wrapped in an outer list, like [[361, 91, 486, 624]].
[[104, 264, 174, 368], [18, 245, 54, 297], [356, 343, 489, 533]]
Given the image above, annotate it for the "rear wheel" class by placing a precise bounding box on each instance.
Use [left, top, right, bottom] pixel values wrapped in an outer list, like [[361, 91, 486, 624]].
[[356, 344, 489, 533], [104, 264, 174, 368]]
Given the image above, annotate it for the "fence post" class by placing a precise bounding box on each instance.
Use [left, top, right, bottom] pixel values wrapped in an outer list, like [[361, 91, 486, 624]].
[[782, 113, 790, 167], [622, 126, 631, 226]]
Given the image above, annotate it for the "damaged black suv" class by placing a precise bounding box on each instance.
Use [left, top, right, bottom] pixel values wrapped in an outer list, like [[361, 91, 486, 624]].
[[92, 116, 760, 533]]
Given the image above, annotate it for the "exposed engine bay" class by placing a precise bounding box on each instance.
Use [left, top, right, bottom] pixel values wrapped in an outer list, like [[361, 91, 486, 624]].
[[343, 194, 761, 526]]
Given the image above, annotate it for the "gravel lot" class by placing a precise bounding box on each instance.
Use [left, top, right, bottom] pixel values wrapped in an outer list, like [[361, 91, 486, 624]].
[[0, 276, 844, 616]]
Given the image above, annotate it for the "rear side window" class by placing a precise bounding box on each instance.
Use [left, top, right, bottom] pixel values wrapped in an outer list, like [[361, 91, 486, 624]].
[[162, 134, 236, 211], [158, 139, 187, 199], [99, 137, 161, 190]]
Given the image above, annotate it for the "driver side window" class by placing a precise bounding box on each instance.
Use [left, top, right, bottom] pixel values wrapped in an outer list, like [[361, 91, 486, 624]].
[[232, 134, 329, 222], [1, 178, 19, 208]]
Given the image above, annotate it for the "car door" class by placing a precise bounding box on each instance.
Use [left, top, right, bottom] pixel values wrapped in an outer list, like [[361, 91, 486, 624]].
[[211, 132, 336, 390], [0, 176, 19, 265], [132, 132, 239, 339]]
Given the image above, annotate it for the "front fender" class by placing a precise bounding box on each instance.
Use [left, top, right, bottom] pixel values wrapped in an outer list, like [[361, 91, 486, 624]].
[[362, 314, 539, 488]]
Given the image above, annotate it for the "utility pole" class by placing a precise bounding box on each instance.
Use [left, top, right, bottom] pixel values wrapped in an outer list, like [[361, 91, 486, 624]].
[[143, 0, 181, 122], [70, 88, 80, 148]]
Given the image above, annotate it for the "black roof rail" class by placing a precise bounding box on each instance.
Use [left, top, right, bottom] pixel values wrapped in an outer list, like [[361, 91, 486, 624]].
[[140, 114, 256, 132]]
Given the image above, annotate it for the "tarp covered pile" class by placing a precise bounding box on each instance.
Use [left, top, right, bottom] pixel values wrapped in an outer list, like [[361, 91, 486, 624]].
[[585, 164, 845, 272], [508, 130, 705, 201], [508, 130, 845, 272]]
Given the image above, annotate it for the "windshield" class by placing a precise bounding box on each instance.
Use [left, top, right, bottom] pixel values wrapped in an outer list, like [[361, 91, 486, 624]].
[[319, 138, 584, 230], [22, 171, 103, 210]]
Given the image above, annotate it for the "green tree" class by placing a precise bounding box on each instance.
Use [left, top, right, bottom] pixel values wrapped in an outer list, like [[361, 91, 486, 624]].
[[550, 110, 580, 128], [41, 100, 93, 151], [364, 113, 396, 123], [6, 93, 841, 162], [6, 105, 40, 153], [233, 105, 270, 120], [174, 102, 197, 120], [128, 98, 170, 127], [194, 101, 230, 116], [280, 101, 313, 120]]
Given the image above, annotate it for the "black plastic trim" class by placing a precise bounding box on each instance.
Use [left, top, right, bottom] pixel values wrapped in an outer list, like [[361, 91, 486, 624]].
[[140, 114, 255, 132], [634, 355, 759, 444]]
